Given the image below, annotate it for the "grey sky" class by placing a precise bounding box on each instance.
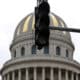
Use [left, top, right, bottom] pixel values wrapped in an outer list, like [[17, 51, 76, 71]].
[[0, 0, 80, 79]]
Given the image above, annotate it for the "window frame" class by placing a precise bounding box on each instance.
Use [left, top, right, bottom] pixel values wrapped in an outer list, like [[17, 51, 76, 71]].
[[56, 46, 60, 56], [14, 50, 16, 57], [32, 45, 36, 54], [21, 47, 25, 56], [66, 49, 69, 57], [44, 46, 49, 54]]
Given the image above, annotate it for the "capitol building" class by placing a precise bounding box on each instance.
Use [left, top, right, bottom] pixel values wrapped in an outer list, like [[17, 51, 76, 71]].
[[0, 0, 80, 80]]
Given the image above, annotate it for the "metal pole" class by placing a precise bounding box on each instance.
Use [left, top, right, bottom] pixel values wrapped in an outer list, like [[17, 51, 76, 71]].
[[49, 26, 80, 33], [37, 0, 48, 5]]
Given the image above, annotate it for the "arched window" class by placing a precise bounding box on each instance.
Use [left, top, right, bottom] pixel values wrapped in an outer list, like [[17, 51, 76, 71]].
[[21, 47, 25, 56], [44, 46, 49, 54], [66, 49, 69, 57], [14, 50, 16, 57], [32, 45, 36, 54], [56, 46, 60, 56]]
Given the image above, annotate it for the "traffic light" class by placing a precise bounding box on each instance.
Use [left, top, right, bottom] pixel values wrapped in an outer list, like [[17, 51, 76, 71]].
[[35, 1, 50, 50]]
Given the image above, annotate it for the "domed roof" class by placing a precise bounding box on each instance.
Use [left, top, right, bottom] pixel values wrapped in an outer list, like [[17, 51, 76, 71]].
[[12, 13, 74, 48], [14, 13, 70, 37], [10, 12, 74, 60]]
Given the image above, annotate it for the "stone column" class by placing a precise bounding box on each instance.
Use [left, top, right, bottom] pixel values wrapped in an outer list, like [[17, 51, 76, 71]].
[[7, 73, 9, 80], [71, 72, 74, 80], [50, 68, 54, 80], [34, 68, 37, 80], [65, 70, 68, 80], [26, 68, 29, 80], [58, 69, 61, 80], [76, 73, 78, 80], [2, 75, 4, 80], [78, 74, 80, 80], [12, 71, 15, 80], [42, 68, 45, 80], [5, 75, 7, 80], [3, 75, 6, 80], [18, 70, 21, 80]]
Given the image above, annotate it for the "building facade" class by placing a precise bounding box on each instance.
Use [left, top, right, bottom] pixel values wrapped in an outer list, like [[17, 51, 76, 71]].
[[0, 11, 80, 80]]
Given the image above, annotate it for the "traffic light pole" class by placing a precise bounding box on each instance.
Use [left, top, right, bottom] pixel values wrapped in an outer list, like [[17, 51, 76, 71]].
[[35, 0, 80, 50], [37, 0, 48, 6], [49, 26, 80, 33], [35, 1, 50, 49]]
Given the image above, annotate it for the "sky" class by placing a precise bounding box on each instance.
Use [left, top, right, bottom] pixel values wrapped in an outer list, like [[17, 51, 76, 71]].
[[0, 0, 80, 79]]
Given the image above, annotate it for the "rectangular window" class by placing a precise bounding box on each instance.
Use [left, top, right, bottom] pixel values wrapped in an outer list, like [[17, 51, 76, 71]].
[[44, 46, 49, 54]]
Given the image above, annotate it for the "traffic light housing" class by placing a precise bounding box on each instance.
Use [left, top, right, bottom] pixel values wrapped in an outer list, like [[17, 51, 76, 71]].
[[35, 1, 50, 50]]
